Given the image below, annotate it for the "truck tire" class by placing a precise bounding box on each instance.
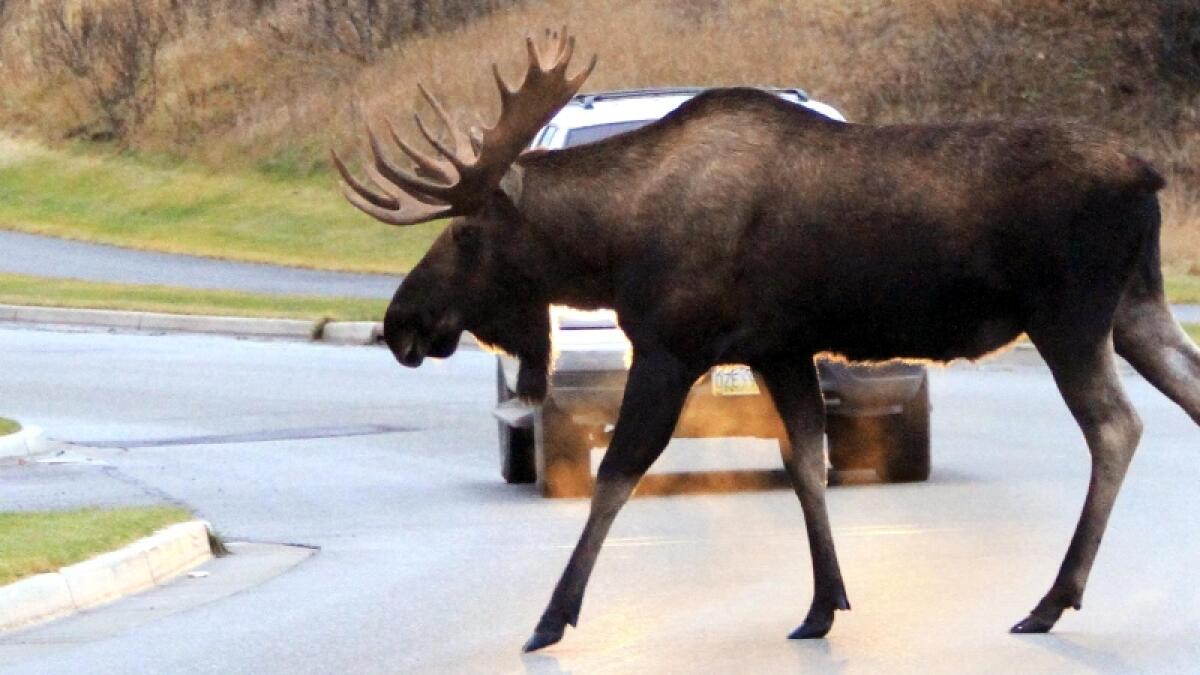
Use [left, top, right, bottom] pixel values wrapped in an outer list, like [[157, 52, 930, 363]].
[[496, 361, 536, 484], [536, 400, 595, 498], [826, 376, 931, 483]]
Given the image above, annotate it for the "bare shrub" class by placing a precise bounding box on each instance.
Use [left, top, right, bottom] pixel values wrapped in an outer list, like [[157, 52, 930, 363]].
[[34, 0, 175, 142], [265, 1, 407, 63], [660, 0, 728, 26], [264, 0, 516, 65], [170, 1, 274, 30]]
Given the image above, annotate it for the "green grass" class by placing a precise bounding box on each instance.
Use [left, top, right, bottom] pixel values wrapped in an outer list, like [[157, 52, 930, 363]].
[[0, 417, 19, 435], [0, 273, 386, 321], [0, 506, 193, 586], [1164, 275, 1200, 305], [0, 137, 444, 274]]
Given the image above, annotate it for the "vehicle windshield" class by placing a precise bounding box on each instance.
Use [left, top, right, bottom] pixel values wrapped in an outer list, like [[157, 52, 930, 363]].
[[563, 120, 655, 147]]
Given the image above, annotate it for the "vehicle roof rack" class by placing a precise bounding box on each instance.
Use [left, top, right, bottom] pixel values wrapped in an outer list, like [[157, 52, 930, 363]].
[[573, 86, 810, 110]]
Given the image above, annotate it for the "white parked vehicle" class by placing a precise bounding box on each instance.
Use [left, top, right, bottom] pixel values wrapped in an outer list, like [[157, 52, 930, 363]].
[[494, 88, 929, 497]]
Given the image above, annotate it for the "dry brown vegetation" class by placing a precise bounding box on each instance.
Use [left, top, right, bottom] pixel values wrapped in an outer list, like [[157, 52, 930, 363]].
[[1, 0, 1199, 264]]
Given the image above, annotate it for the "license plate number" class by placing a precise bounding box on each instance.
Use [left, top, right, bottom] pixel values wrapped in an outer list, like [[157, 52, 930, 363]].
[[711, 365, 760, 396]]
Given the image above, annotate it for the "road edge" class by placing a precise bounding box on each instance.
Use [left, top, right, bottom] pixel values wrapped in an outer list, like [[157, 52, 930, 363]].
[[0, 520, 216, 633], [0, 304, 481, 349], [0, 427, 46, 461]]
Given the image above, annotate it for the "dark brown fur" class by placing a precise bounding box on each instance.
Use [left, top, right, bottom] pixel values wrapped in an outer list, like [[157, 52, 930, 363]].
[[381, 87, 1189, 650]]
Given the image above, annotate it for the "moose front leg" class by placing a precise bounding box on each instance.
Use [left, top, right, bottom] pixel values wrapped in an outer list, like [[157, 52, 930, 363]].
[[760, 356, 851, 639], [523, 350, 697, 652]]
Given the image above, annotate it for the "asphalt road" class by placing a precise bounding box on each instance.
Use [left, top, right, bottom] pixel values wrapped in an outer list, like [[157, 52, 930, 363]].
[[0, 230, 400, 298], [2, 326, 1200, 673]]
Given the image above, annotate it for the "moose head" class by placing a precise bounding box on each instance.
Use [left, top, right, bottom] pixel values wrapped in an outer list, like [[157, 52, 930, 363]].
[[332, 32, 595, 400]]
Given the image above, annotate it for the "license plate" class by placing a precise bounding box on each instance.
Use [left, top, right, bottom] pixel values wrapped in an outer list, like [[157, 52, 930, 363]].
[[711, 365, 761, 396]]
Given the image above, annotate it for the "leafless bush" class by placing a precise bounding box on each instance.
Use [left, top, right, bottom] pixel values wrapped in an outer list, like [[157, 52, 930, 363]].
[[264, 0, 515, 64], [173, 0, 275, 29], [658, 0, 727, 26], [34, 0, 175, 142]]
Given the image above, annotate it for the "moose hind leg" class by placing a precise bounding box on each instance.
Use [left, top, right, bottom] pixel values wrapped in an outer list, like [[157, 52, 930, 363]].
[[1114, 294, 1200, 425], [1011, 336, 1143, 633], [523, 350, 696, 652], [760, 356, 850, 639]]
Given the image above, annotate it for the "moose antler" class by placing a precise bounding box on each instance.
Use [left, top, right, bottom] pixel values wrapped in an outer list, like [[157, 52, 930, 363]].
[[333, 29, 596, 226]]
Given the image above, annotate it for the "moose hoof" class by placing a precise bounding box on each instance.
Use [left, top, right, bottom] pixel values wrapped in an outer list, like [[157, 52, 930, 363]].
[[523, 627, 565, 653], [1010, 614, 1056, 634], [788, 619, 833, 640]]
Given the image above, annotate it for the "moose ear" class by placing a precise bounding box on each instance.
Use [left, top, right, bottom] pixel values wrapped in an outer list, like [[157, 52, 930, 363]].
[[497, 165, 524, 205]]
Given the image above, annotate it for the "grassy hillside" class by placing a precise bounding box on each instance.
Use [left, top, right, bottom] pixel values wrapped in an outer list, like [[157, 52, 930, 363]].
[[0, 136, 441, 272], [0, 0, 1197, 270]]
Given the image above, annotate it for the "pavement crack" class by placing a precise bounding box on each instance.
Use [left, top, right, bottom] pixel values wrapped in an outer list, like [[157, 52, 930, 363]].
[[97, 465, 192, 511]]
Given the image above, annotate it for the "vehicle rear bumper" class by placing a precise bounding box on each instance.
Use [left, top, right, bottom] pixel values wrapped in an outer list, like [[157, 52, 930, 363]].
[[501, 353, 927, 434]]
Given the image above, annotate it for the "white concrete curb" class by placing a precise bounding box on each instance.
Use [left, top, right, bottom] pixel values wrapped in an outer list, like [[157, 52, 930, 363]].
[[0, 520, 215, 632], [320, 321, 481, 351], [0, 304, 317, 340], [138, 313, 317, 339], [0, 426, 46, 461], [0, 304, 485, 350], [322, 320, 381, 345]]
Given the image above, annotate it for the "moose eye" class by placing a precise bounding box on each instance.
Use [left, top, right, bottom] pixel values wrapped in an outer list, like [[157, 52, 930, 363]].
[[451, 222, 482, 252]]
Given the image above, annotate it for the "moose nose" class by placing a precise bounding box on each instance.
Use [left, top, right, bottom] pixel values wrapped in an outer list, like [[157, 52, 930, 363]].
[[382, 312, 426, 368], [392, 331, 424, 367]]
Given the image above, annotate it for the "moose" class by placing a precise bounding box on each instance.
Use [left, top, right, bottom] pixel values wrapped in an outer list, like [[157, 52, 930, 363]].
[[333, 32, 1193, 652]]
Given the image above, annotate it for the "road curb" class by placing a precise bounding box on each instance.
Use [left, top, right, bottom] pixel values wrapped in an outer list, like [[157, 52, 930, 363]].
[[322, 320, 381, 345], [320, 321, 482, 351], [0, 304, 317, 340], [0, 427, 46, 461], [0, 304, 482, 350], [0, 520, 215, 632]]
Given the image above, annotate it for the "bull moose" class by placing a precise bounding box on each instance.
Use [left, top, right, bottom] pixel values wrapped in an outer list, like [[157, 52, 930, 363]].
[[333, 32, 1191, 651]]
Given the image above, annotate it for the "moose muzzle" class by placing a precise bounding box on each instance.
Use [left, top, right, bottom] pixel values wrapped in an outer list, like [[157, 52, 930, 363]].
[[382, 308, 463, 368]]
